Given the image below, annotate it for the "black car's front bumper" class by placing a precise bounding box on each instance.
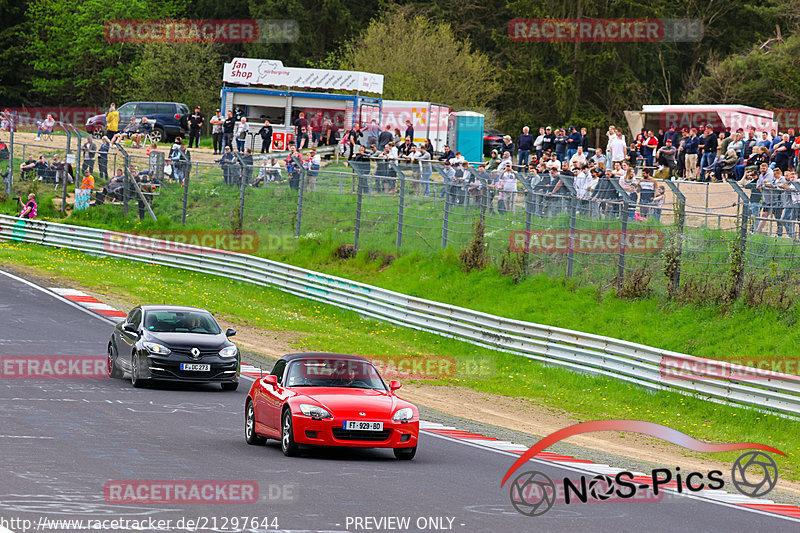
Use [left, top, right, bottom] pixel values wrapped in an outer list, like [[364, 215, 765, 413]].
[[138, 353, 239, 383]]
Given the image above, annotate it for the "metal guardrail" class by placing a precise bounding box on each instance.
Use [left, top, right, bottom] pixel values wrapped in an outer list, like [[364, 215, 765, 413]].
[[2, 214, 798, 416]]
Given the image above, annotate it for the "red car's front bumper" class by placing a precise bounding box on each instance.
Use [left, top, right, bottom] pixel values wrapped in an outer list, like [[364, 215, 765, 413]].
[[292, 415, 419, 448]]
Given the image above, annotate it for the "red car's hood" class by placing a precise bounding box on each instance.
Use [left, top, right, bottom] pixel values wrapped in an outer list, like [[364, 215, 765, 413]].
[[292, 387, 412, 418]]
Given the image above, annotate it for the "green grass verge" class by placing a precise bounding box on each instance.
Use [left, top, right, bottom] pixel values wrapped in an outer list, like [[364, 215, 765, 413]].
[[0, 241, 797, 477]]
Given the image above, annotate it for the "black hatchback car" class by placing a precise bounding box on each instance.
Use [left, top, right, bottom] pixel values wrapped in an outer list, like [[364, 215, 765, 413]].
[[108, 305, 240, 390], [85, 102, 190, 142]]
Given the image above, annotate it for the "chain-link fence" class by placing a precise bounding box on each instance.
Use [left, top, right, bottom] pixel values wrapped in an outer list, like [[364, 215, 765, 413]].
[[6, 136, 800, 298]]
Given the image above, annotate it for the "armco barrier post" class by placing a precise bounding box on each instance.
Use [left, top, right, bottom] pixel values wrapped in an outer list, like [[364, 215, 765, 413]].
[[664, 180, 686, 293]]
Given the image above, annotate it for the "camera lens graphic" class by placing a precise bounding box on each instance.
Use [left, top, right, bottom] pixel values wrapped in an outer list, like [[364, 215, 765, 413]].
[[509, 471, 556, 516], [731, 451, 778, 498]]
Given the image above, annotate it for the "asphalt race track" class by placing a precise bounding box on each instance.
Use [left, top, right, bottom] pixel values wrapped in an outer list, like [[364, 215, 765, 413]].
[[0, 269, 797, 533]]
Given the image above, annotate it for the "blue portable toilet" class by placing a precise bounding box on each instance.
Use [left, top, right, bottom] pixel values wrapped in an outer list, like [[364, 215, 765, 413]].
[[447, 111, 484, 163]]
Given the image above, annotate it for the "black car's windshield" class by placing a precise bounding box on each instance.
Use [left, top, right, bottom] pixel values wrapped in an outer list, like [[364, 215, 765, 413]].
[[285, 358, 386, 390], [144, 310, 221, 334]]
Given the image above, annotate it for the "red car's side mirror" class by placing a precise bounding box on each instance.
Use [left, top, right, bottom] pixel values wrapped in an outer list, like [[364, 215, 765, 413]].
[[263, 375, 278, 386], [389, 380, 402, 392]]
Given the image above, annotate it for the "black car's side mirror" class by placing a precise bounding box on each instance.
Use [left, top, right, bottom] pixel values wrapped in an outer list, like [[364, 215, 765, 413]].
[[225, 328, 236, 337], [123, 323, 138, 334]]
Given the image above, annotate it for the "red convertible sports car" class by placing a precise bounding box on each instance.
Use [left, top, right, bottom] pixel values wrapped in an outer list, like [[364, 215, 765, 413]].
[[245, 353, 419, 459]]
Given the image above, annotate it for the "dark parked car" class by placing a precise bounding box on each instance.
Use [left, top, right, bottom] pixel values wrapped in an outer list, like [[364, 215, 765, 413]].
[[108, 305, 240, 390], [86, 102, 189, 142], [484, 127, 506, 157]]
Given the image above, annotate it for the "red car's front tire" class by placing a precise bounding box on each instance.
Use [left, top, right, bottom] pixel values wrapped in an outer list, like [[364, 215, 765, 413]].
[[281, 410, 300, 457], [394, 447, 417, 460]]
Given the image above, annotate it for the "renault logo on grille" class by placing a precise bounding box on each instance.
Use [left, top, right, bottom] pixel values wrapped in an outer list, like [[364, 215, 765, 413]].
[[190, 347, 201, 359]]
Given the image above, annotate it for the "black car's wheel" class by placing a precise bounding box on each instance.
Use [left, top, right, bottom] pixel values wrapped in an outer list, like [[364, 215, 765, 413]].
[[221, 382, 238, 391], [394, 447, 417, 460], [107, 343, 124, 379], [130, 352, 149, 388], [92, 127, 105, 139], [152, 127, 164, 143], [281, 409, 299, 457], [245, 401, 265, 445]]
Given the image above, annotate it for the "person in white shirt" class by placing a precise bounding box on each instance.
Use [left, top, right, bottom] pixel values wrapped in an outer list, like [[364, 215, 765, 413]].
[[498, 168, 518, 214], [417, 145, 433, 196], [404, 144, 423, 195], [534, 127, 545, 159], [303, 149, 321, 192], [452, 151, 466, 165], [498, 151, 513, 172], [569, 146, 587, 168], [608, 135, 627, 165]]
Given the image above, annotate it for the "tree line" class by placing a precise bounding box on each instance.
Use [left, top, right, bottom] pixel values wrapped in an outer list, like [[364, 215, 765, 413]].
[[1, 0, 797, 135]]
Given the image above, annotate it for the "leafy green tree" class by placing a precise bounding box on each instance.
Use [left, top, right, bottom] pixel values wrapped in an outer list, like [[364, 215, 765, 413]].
[[125, 42, 225, 116], [337, 11, 500, 109], [0, 0, 32, 104], [688, 35, 800, 108], [25, 0, 179, 106], [247, 0, 387, 66]]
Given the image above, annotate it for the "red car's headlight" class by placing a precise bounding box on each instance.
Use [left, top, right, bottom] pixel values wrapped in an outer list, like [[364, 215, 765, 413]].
[[299, 404, 332, 419], [393, 408, 414, 421]]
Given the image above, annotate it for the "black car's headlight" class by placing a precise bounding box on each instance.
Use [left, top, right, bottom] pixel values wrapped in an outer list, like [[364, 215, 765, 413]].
[[219, 346, 238, 358], [142, 342, 171, 355]]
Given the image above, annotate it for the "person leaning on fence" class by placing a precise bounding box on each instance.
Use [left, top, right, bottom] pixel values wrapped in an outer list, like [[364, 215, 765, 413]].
[[776, 171, 800, 239], [303, 148, 320, 192], [238, 148, 254, 187], [754, 163, 777, 234], [468, 165, 484, 204], [638, 168, 656, 216], [498, 167, 518, 214], [97, 137, 110, 180], [81, 137, 97, 174], [216, 146, 235, 186], [19, 155, 36, 180]]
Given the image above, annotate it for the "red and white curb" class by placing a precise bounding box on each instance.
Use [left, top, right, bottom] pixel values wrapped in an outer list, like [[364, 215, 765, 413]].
[[50, 288, 127, 319], [419, 420, 800, 521]]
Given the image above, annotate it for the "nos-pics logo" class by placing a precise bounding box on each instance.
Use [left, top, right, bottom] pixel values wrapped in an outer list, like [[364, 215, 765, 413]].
[[501, 420, 783, 517]]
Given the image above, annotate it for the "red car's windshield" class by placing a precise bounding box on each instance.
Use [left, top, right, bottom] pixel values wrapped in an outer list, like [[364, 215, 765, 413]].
[[285, 358, 386, 390]]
